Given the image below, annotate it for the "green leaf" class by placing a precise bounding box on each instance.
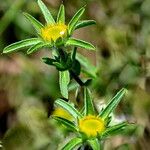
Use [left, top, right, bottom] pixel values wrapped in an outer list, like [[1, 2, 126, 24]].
[[71, 47, 77, 61], [42, 57, 56, 66], [27, 42, 51, 54], [76, 53, 97, 78], [23, 12, 44, 33], [71, 60, 81, 76], [99, 88, 127, 120], [68, 7, 85, 35], [84, 88, 95, 115], [56, 4, 65, 23], [3, 38, 41, 53], [88, 138, 100, 150], [59, 70, 70, 99], [75, 20, 96, 30], [102, 122, 130, 138], [37, 0, 55, 24], [54, 62, 65, 70], [55, 99, 82, 119], [61, 137, 82, 150], [66, 38, 96, 51], [52, 116, 77, 132]]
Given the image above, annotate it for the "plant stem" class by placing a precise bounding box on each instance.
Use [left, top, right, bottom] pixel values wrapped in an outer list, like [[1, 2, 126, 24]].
[[69, 70, 85, 86]]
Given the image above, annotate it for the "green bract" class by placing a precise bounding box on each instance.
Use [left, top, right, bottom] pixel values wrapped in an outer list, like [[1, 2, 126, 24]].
[[53, 88, 135, 150], [3, 0, 96, 54]]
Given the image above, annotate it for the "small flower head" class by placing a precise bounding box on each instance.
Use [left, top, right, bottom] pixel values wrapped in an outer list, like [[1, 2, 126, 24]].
[[54, 88, 133, 149], [52, 107, 73, 121], [3, 0, 96, 54], [79, 115, 105, 137], [41, 23, 67, 42]]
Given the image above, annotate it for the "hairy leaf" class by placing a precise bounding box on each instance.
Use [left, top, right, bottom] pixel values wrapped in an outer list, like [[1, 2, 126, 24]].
[[27, 42, 51, 54], [57, 4, 65, 23], [61, 137, 82, 150], [37, 0, 55, 24], [66, 38, 96, 51], [23, 12, 43, 33], [55, 99, 82, 119], [75, 20, 96, 30], [68, 7, 85, 35], [42, 57, 56, 66], [99, 88, 127, 119], [76, 53, 97, 78], [59, 70, 70, 99], [102, 122, 131, 138], [3, 38, 41, 53], [88, 138, 100, 150], [84, 88, 95, 115], [52, 116, 77, 132]]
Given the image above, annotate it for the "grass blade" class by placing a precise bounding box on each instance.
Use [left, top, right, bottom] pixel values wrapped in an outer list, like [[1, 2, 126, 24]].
[[65, 38, 96, 51], [57, 4, 65, 23], [23, 12, 44, 33], [37, 0, 55, 24], [3, 38, 41, 53]]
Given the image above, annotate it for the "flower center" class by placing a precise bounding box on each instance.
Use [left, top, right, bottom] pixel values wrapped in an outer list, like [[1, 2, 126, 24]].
[[41, 23, 67, 42], [79, 115, 105, 137]]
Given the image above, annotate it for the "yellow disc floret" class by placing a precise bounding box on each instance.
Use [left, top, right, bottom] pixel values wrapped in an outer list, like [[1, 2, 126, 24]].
[[79, 115, 105, 137], [41, 23, 67, 42]]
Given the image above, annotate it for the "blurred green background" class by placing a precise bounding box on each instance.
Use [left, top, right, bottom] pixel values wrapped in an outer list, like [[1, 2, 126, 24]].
[[0, 0, 150, 149]]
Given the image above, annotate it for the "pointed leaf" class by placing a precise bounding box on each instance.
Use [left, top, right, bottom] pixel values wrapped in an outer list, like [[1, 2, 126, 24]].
[[27, 42, 51, 54], [3, 38, 41, 53], [84, 88, 95, 115], [55, 99, 82, 119], [57, 4, 65, 23], [66, 38, 96, 51], [52, 116, 77, 132], [61, 137, 82, 150], [88, 138, 100, 150], [59, 70, 70, 99], [68, 7, 85, 35], [102, 122, 130, 138], [99, 88, 127, 120], [76, 53, 97, 78], [75, 20, 96, 30], [23, 12, 43, 33], [42, 57, 56, 66], [37, 0, 55, 24], [71, 47, 77, 61]]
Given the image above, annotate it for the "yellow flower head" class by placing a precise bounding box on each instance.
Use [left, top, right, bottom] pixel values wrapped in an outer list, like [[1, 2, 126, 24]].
[[79, 115, 105, 137], [41, 23, 67, 42], [52, 107, 73, 121]]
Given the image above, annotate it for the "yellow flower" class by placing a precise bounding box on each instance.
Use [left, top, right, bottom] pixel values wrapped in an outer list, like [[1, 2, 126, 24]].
[[79, 115, 105, 137], [52, 107, 73, 121], [41, 23, 67, 42]]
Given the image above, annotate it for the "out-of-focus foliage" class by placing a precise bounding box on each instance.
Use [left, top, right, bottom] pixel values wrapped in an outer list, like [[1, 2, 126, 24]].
[[0, 0, 150, 149]]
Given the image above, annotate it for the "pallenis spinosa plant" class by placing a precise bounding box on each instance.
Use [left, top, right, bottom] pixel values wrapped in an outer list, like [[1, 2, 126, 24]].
[[3, 0, 136, 149]]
